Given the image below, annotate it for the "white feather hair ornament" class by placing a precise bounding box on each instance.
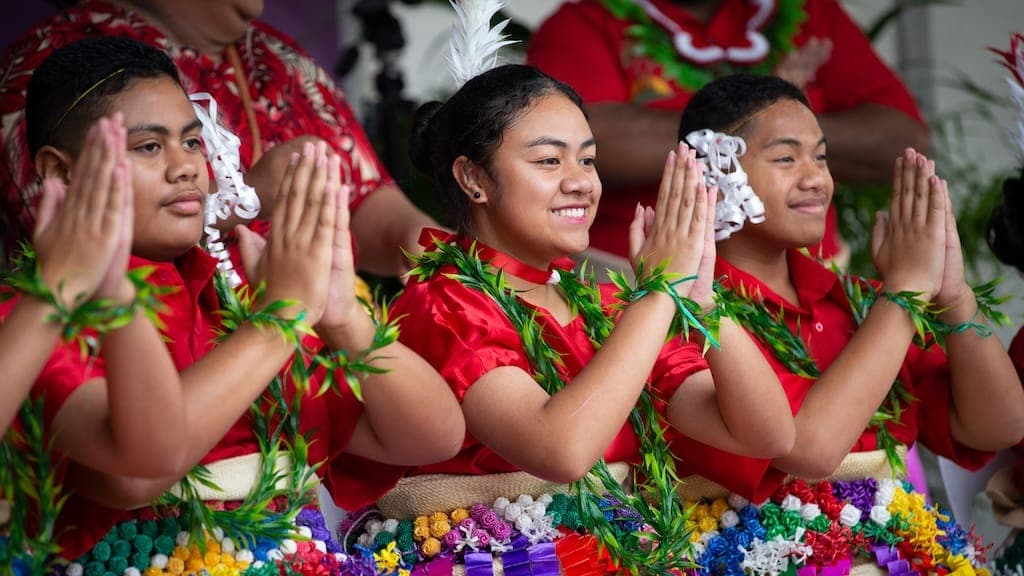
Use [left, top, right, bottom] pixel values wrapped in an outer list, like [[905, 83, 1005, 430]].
[[990, 33, 1024, 166], [447, 0, 518, 88]]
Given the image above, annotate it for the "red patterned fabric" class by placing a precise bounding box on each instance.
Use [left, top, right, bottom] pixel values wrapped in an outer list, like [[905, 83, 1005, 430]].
[[0, 247, 365, 558], [0, 0, 391, 252], [668, 251, 992, 502], [527, 0, 924, 259]]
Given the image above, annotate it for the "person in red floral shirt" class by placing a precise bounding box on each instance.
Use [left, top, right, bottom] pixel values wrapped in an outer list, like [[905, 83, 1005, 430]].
[[0, 0, 437, 276]]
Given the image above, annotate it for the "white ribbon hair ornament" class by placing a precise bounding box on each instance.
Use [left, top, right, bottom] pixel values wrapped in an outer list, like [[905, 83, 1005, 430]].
[[189, 92, 262, 287], [684, 129, 766, 240]]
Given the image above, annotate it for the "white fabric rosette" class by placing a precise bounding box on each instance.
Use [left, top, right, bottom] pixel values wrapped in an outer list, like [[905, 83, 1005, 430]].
[[684, 128, 766, 240]]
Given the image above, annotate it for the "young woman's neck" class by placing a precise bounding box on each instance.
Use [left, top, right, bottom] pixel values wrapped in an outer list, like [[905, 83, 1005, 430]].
[[717, 235, 799, 304]]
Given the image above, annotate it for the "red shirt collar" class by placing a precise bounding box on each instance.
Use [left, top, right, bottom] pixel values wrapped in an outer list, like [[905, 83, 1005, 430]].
[[127, 246, 220, 304], [715, 249, 844, 312], [418, 228, 575, 284]]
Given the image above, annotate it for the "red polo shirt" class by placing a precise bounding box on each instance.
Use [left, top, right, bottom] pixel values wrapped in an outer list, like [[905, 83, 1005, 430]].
[[527, 0, 924, 258], [669, 251, 991, 502], [3, 247, 368, 558]]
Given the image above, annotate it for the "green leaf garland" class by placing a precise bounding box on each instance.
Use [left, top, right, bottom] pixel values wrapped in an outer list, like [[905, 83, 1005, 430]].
[[716, 259, 1008, 478], [409, 238, 701, 575], [158, 271, 400, 551]]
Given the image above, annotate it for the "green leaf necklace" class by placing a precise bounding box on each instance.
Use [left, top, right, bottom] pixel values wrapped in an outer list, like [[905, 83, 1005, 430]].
[[408, 235, 704, 575]]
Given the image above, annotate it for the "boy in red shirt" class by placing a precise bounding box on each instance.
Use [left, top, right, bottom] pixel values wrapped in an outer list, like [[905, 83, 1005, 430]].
[[666, 72, 1023, 574]]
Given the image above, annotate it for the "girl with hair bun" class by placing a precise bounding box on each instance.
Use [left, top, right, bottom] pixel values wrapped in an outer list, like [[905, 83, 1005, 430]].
[[349, 2, 796, 573]]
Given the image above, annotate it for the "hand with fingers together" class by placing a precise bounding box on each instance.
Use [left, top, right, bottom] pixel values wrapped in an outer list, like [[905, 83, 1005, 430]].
[[628, 141, 711, 300], [871, 148, 946, 300], [32, 113, 134, 309], [932, 175, 975, 317], [239, 140, 338, 323]]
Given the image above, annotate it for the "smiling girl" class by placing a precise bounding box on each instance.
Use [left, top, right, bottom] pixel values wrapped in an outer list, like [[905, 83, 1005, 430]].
[[341, 60, 796, 572]]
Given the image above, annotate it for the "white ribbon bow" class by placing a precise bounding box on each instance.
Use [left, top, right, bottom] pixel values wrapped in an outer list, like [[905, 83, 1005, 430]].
[[685, 129, 766, 240]]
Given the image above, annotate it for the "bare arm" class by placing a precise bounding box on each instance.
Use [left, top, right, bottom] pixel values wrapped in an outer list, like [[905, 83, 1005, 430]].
[[314, 161, 464, 466], [817, 105, 929, 184], [52, 303, 188, 478], [36, 116, 187, 477], [774, 149, 948, 478], [320, 315, 465, 466], [668, 318, 795, 458], [587, 103, 680, 188], [463, 292, 678, 482], [0, 299, 62, 431], [933, 180, 1024, 449], [350, 183, 438, 277], [772, 300, 918, 477], [940, 293, 1024, 449]]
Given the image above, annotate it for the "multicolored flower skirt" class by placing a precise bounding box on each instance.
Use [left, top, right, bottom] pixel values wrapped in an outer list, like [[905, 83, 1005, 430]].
[[336, 477, 994, 576], [15, 477, 996, 575]]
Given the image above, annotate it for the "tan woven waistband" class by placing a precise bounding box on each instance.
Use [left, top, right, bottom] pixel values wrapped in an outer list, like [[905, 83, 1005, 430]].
[[131, 452, 304, 510], [677, 446, 908, 501], [376, 462, 632, 520]]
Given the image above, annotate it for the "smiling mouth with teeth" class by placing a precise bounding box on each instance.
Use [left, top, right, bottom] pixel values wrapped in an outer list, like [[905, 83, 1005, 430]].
[[553, 207, 586, 218]]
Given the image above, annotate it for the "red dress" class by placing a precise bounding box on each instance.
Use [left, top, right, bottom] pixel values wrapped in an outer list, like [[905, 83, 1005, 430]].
[[0, 0, 390, 253], [527, 0, 924, 259], [0, 248, 365, 559], [668, 251, 992, 502], [389, 235, 708, 477]]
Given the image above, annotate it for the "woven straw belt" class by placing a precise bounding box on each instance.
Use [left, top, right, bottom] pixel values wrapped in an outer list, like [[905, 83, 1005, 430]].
[[129, 452, 308, 510], [376, 462, 632, 520], [676, 446, 908, 501]]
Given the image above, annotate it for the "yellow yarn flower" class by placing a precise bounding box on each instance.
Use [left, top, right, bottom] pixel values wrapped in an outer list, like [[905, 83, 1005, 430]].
[[451, 508, 470, 524], [698, 515, 718, 533], [710, 499, 729, 520], [430, 519, 451, 538], [421, 537, 442, 557], [413, 523, 431, 541]]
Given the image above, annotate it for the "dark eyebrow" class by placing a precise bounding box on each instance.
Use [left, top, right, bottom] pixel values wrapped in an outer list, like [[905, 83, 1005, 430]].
[[765, 136, 827, 148], [183, 118, 203, 134], [526, 136, 597, 149], [127, 123, 170, 137], [127, 118, 203, 137]]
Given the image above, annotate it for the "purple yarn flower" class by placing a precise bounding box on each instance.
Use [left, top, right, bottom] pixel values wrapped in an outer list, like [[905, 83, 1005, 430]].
[[469, 503, 489, 520], [492, 521, 512, 541]]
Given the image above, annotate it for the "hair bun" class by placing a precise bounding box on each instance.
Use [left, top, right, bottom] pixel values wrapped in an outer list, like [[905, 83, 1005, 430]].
[[409, 101, 445, 177], [987, 173, 1024, 272]]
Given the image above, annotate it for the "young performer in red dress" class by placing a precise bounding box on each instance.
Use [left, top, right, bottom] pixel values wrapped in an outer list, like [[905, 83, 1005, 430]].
[[341, 4, 795, 571]]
